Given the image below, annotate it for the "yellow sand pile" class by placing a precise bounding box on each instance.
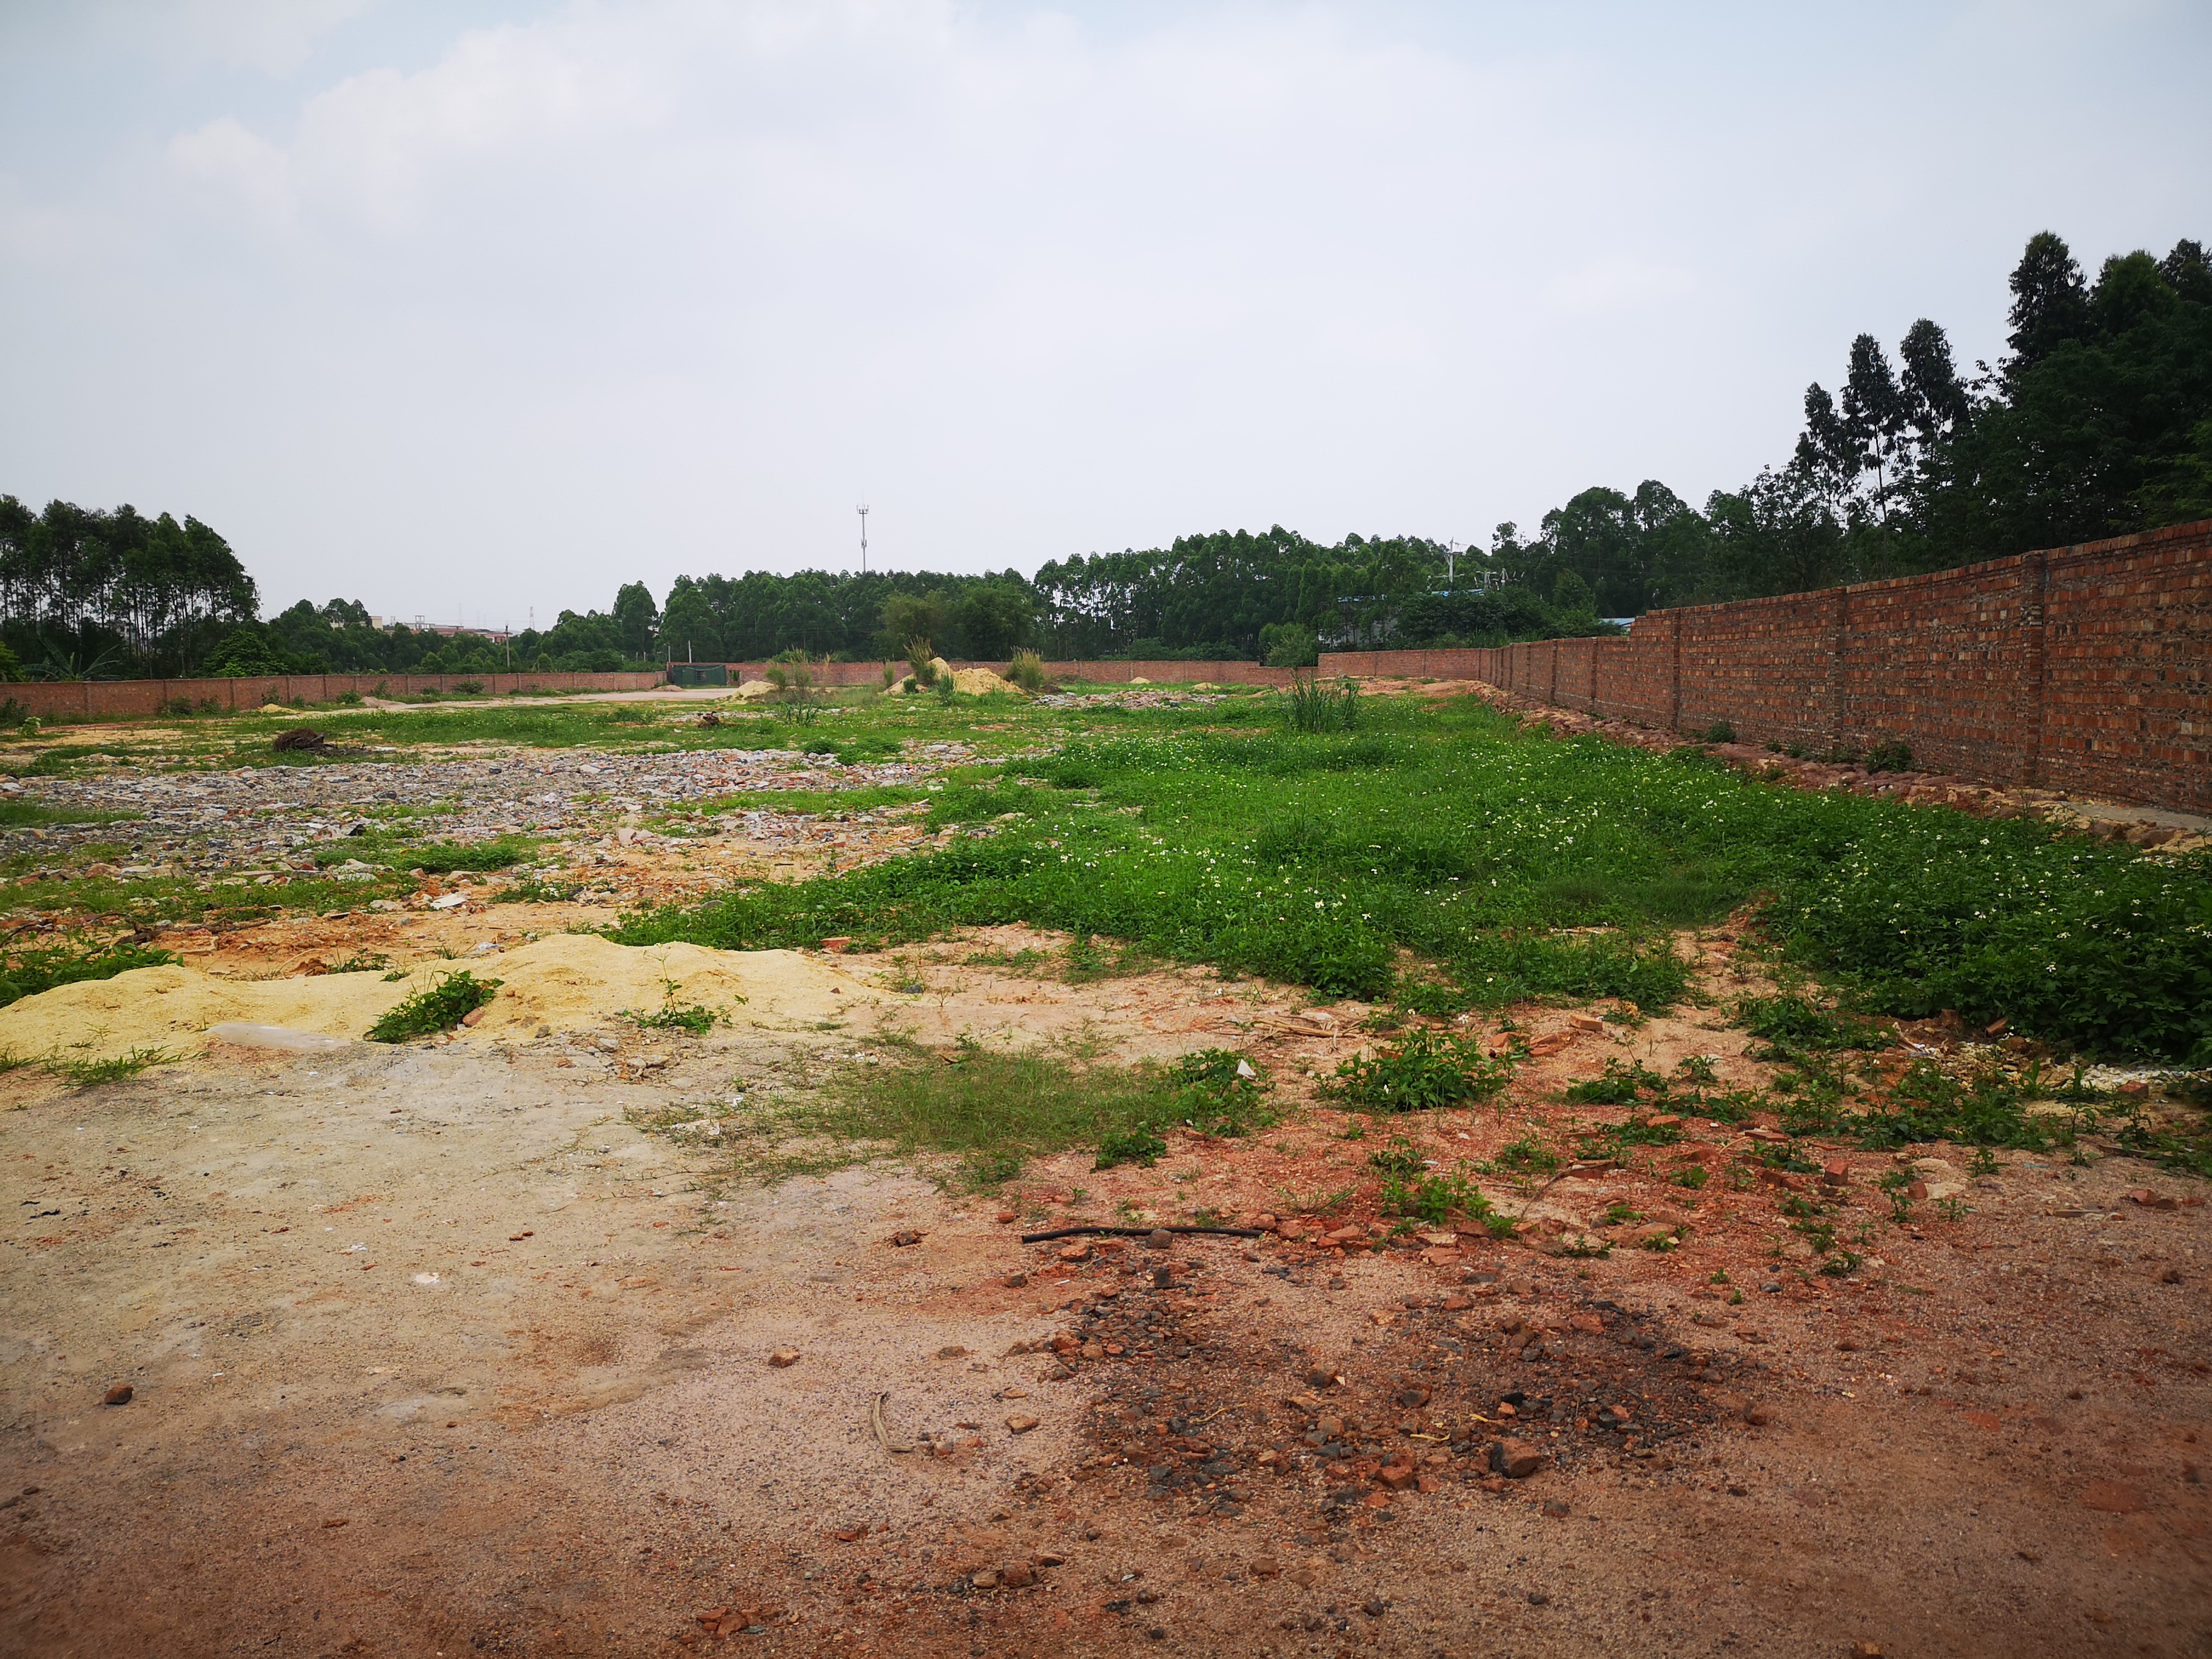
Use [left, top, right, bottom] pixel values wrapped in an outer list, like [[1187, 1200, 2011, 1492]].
[[950, 666, 1016, 695], [734, 679, 777, 699], [0, 934, 871, 1064]]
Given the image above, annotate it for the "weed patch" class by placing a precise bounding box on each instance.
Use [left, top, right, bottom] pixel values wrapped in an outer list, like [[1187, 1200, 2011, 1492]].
[[0, 940, 176, 1009], [366, 971, 501, 1042], [45, 1047, 176, 1088], [1325, 1028, 1510, 1113]]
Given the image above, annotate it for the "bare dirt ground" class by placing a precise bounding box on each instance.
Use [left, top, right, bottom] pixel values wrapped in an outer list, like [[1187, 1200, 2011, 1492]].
[[1, 925, 2206, 1659]]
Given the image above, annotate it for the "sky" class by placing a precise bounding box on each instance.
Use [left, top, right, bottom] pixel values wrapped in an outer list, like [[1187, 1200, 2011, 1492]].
[[2, 1, 2207, 628]]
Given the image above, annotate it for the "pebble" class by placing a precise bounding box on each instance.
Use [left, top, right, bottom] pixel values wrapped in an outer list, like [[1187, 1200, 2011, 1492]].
[[767, 1349, 800, 1368], [102, 1384, 133, 1406]]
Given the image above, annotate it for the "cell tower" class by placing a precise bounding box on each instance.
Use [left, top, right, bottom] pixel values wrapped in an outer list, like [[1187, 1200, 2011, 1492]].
[[857, 503, 870, 573]]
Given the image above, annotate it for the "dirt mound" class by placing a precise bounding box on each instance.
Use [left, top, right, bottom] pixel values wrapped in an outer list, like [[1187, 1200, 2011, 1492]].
[[951, 666, 1016, 695], [734, 679, 776, 699], [0, 934, 871, 1061]]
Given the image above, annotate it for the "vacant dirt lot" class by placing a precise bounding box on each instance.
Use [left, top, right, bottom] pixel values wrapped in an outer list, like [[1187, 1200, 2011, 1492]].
[[1, 930, 2205, 1659]]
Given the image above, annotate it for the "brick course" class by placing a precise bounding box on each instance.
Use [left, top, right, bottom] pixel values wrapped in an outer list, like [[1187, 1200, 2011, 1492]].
[[1, 669, 669, 720], [1321, 520, 2211, 814]]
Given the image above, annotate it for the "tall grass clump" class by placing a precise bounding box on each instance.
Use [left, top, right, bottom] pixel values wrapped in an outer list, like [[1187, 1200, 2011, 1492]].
[[1283, 674, 1359, 732], [1007, 651, 1047, 694]]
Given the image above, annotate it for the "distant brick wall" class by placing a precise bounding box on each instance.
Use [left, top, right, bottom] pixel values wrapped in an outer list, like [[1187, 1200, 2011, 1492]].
[[1320, 520, 2211, 814], [2, 669, 668, 720]]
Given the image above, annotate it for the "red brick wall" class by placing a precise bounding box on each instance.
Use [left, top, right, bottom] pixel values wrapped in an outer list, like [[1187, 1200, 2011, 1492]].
[[1319, 520, 2211, 814], [2038, 529, 2212, 806], [2, 669, 669, 720]]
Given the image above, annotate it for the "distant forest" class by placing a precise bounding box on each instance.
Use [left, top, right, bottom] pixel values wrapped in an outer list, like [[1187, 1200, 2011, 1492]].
[[4, 230, 2204, 678]]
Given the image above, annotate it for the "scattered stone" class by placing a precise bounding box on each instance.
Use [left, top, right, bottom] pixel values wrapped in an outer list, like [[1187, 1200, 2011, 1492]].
[[767, 1349, 801, 1368], [1005, 1271, 1028, 1288], [889, 1230, 923, 1247], [1006, 1415, 1039, 1433], [102, 1384, 133, 1406], [1145, 1230, 1173, 1250], [936, 1346, 971, 1360], [1000, 1561, 1036, 1588]]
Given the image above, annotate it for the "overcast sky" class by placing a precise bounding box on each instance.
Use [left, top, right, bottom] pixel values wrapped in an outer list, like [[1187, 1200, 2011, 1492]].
[[2, 1, 2207, 627]]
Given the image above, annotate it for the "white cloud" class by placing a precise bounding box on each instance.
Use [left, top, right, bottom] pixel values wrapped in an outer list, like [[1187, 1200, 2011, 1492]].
[[1, 0, 2208, 619]]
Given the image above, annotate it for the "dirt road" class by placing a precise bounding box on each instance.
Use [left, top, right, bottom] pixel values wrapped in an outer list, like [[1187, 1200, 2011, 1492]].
[[1, 950, 2204, 1658]]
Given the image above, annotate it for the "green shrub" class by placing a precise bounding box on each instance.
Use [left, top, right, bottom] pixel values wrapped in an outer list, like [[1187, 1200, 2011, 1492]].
[[1326, 1028, 1510, 1113], [367, 971, 500, 1042], [1008, 651, 1047, 694], [1094, 1125, 1168, 1170], [1563, 1058, 1669, 1105]]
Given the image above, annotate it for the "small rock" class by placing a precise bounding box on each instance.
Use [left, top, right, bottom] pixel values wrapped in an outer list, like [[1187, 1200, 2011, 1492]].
[[102, 1384, 133, 1406], [1000, 1561, 1036, 1588], [1145, 1230, 1173, 1250], [971, 1569, 1000, 1589], [936, 1346, 971, 1360], [1006, 1415, 1039, 1433], [1541, 1500, 1570, 1518], [767, 1349, 801, 1368], [890, 1230, 923, 1247], [1489, 1438, 1543, 1479], [1527, 1590, 1550, 1606], [1850, 1644, 1884, 1658], [1005, 1271, 1028, 1288], [996, 1210, 1017, 1224]]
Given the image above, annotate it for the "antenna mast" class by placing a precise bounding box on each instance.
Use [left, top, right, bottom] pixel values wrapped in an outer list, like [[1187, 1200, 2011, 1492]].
[[857, 503, 870, 574]]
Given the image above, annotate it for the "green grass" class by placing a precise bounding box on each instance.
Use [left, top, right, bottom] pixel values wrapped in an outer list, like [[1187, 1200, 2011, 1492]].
[[314, 834, 535, 874], [0, 940, 178, 1008], [615, 695, 2210, 1061], [0, 799, 144, 828], [756, 1038, 1258, 1188], [665, 786, 927, 821]]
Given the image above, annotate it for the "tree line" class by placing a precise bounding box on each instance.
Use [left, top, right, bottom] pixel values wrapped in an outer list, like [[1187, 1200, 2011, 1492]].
[[0, 498, 259, 679], [7, 230, 2201, 679]]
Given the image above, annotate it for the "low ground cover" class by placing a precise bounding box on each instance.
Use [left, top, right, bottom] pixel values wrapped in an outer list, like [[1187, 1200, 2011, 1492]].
[[621, 694, 2211, 1062]]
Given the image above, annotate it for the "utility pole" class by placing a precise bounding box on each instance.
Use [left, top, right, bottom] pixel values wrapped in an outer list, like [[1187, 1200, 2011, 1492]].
[[857, 503, 870, 574]]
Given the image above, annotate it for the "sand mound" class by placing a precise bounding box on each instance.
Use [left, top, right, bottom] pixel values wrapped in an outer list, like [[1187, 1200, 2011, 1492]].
[[734, 679, 776, 699], [950, 666, 1016, 695], [0, 934, 870, 1063]]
